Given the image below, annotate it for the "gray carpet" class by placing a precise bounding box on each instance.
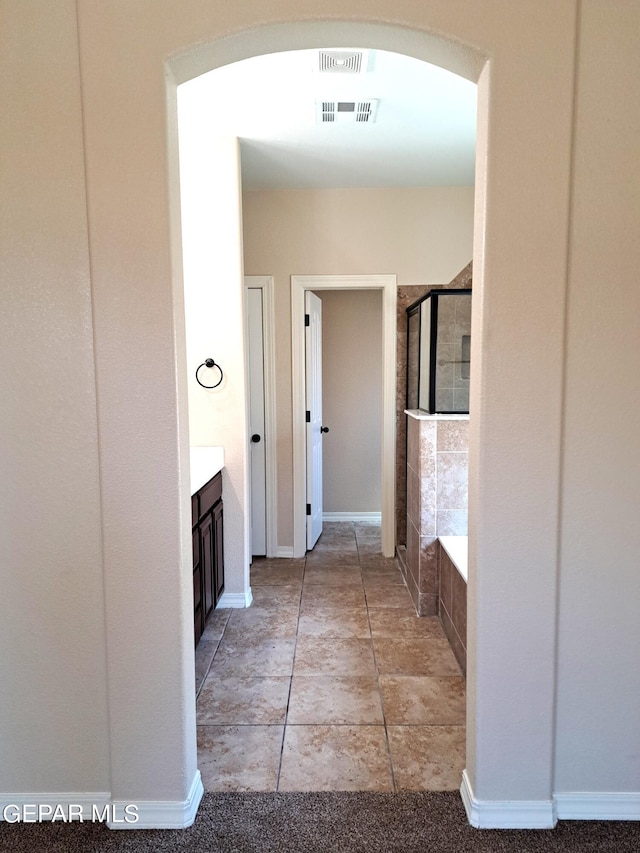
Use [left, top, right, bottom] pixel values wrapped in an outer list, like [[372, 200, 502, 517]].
[[0, 792, 638, 852]]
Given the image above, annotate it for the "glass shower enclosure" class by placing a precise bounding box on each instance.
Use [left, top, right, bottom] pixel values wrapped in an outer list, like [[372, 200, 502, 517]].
[[406, 288, 472, 414]]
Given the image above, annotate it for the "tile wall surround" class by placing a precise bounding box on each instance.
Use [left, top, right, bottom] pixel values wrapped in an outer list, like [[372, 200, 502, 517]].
[[402, 412, 469, 616], [438, 545, 467, 676], [395, 262, 472, 547]]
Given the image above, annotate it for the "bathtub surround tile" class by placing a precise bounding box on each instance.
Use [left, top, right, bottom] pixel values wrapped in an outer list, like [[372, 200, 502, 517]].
[[406, 415, 420, 475], [418, 419, 437, 469], [418, 536, 439, 595], [287, 676, 384, 725], [387, 725, 466, 791], [451, 565, 467, 641], [406, 515, 420, 590], [438, 542, 467, 676], [418, 592, 439, 617], [436, 452, 469, 510], [436, 509, 468, 536], [405, 413, 469, 620], [445, 618, 466, 678], [197, 675, 291, 725], [406, 465, 419, 529], [436, 419, 469, 451], [294, 637, 377, 677], [278, 725, 393, 792], [439, 547, 453, 617], [379, 675, 466, 725], [197, 725, 284, 791]]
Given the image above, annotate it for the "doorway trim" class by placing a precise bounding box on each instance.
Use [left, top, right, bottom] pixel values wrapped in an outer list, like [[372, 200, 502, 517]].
[[244, 276, 278, 557], [291, 274, 397, 558]]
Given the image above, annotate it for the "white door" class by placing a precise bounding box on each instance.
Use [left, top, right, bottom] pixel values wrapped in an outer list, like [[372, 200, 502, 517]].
[[305, 291, 324, 549], [246, 288, 267, 555]]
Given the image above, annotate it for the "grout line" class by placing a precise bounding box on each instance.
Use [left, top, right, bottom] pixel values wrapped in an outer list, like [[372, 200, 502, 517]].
[[276, 554, 305, 791]]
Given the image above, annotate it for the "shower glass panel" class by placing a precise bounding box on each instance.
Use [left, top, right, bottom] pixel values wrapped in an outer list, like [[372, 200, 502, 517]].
[[406, 288, 472, 414]]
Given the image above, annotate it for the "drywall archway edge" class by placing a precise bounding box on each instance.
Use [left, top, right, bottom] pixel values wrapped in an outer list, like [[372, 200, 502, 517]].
[[76, 0, 576, 827]]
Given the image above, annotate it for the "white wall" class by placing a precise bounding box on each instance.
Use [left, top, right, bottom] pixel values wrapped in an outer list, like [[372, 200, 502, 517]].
[[1, 0, 639, 829], [0, 0, 110, 795], [177, 85, 251, 606], [316, 290, 383, 514], [243, 186, 474, 544], [554, 0, 640, 802]]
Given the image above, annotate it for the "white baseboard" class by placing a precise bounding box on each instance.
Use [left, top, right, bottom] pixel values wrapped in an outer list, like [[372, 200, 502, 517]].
[[555, 791, 640, 820], [109, 771, 203, 829], [460, 770, 557, 829], [0, 793, 111, 823], [0, 772, 203, 829], [276, 546, 294, 558], [217, 589, 252, 608], [322, 512, 382, 522]]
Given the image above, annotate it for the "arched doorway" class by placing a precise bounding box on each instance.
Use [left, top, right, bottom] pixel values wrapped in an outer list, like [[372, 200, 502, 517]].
[[81, 5, 573, 829]]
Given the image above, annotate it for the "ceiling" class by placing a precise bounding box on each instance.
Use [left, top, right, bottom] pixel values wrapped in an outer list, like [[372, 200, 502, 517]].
[[193, 47, 477, 190]]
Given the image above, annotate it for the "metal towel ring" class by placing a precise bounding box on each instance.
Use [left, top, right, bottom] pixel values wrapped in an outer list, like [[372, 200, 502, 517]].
[[195, 358, 224, 389]]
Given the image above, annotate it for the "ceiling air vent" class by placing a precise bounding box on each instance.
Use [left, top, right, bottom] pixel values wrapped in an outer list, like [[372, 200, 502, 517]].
[[316, 100, 378, 124], [318, 50, 367, 73]]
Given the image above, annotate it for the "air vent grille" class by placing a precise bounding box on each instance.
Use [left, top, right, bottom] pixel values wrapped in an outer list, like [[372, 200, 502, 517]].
[[316, 100, 378, 124], [318, 50, 365, 73]]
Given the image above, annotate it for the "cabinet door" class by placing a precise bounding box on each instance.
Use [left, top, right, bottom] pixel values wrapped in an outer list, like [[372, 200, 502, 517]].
[[193, 527, 203, 647], [199, 513, 215, 622], [213, 500, 224, 603]]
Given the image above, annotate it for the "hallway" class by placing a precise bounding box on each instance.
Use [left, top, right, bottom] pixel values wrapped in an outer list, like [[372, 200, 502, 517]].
[[195, 522, 465, 792]]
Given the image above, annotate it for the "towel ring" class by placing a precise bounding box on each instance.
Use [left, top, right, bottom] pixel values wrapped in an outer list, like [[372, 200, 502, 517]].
[[195, 358, 224, 389]]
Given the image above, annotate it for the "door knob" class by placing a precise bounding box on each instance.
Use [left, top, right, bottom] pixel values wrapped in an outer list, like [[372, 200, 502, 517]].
[[320, 426, 330, 434], [251, 434, 261, 443]]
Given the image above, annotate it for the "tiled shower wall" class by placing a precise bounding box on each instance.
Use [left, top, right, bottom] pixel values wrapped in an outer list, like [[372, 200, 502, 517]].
[[402, 413, 469, 615], [395, 262, 472, 546]]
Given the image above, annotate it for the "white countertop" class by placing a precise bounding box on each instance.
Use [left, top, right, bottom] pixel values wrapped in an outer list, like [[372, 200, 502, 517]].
[[190, 446, 224, 494], [405, 409, 470, 421]]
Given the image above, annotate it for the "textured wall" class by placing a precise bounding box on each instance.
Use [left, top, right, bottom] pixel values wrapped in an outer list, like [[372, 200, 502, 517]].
[[2, 0, 639, 827], [243, 186, 474, 544], [0, 0, 110, 794]]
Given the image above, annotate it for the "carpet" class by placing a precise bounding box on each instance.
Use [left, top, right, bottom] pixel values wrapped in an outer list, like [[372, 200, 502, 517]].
[[0, 792, 638, 852]]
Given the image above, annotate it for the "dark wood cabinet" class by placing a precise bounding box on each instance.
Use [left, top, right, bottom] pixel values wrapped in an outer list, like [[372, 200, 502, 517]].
[[191, 471, 224, 647]]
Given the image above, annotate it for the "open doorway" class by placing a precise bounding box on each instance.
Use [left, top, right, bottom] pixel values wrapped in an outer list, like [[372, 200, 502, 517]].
[[291, 275, 398, 558]]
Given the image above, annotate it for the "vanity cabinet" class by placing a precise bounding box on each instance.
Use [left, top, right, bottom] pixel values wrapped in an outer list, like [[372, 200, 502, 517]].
[[192, 471, 224, 647]]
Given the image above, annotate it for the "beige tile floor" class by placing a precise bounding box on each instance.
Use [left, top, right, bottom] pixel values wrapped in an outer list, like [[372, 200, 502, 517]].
[[195, 522, 465, 792]]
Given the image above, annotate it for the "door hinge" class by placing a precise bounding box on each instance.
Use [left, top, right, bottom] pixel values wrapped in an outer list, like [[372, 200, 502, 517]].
[[306, 503, 311, 516], [304, 313, 310, 326], [306, 410, 311, 423]]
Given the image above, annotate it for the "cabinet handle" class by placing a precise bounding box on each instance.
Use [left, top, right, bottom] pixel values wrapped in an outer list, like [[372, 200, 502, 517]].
[[320, 426, 330, 434], [251, 434, 261, 443]]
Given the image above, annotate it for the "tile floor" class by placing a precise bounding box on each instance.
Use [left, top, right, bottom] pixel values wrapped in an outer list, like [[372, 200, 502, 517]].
[[195, 522, 465, 792]]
